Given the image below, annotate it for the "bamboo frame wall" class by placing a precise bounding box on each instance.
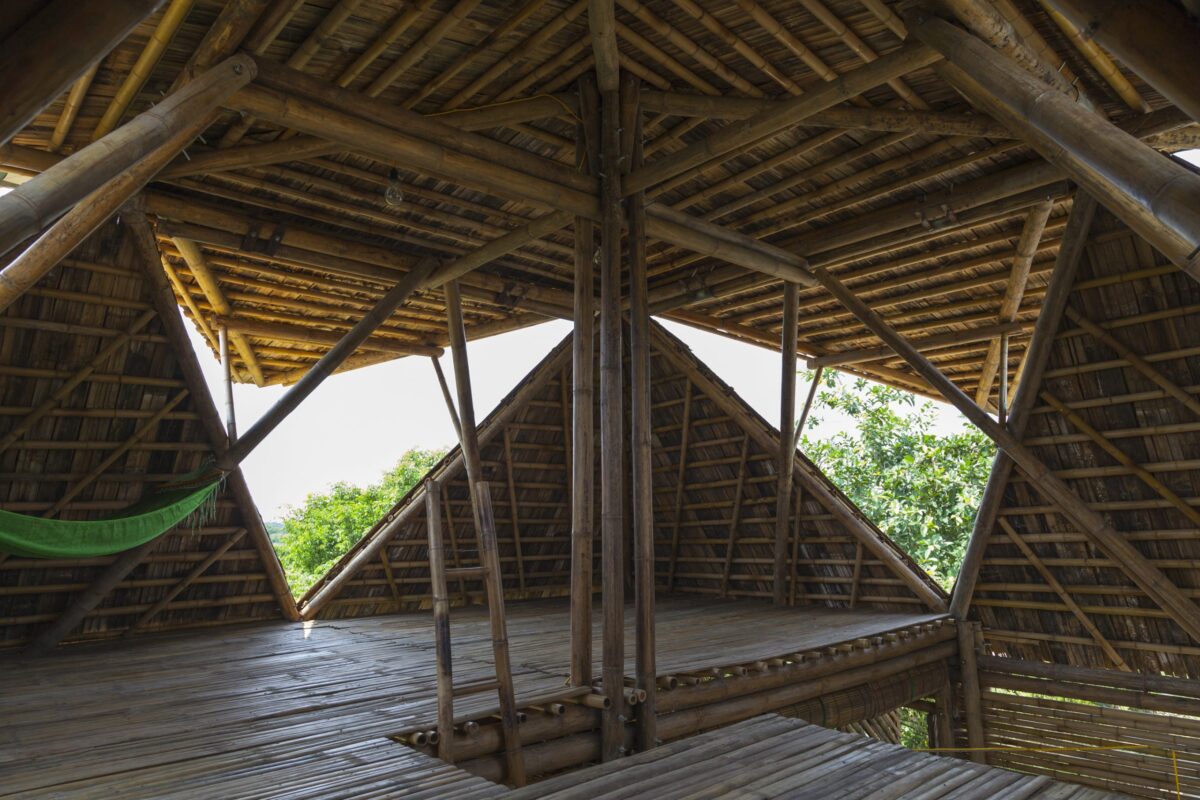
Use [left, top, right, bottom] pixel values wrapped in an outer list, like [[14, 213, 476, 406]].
[[302, 321, 945, 620], [0, 219, 294, 648]]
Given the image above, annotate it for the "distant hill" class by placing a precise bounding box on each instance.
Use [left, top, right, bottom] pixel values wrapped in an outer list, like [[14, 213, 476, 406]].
[[264, 520, 285, 545]]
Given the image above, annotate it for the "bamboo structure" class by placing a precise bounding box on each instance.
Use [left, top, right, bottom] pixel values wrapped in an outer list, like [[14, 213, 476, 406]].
[[4, 3, 1200, 797]]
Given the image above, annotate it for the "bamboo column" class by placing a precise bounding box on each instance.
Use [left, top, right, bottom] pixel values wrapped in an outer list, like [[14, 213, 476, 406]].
[[570, 74, 598, 690], [0, 54, 255, 261], [950, 194, 1097, 619], [216, 257, 439, 469], [957, 620, 986, 763], [598, 84, 625, 762], [623, 73, 656, 753], [0, 0, 165, 147], [444, 279, 526, 787], [774, 283, 799, 606], [218, 325, 237, 441], [909, 11, 1200, 277], [813, 253, 1200, 645], [1043, 0, 1200, 125]]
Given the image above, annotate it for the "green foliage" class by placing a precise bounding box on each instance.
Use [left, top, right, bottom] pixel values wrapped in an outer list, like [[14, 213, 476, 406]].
[[897, 707, 929, 750], [276, 448, 447, 596], [799, 372, 995, 588]]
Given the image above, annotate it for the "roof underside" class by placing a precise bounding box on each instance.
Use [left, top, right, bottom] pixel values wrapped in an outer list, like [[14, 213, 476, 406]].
[[3, 0, 1197, 398]]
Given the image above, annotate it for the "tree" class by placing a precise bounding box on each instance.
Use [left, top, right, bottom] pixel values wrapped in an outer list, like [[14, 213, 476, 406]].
[[276, 447, 447, 595], [799, 372, 995, 588]]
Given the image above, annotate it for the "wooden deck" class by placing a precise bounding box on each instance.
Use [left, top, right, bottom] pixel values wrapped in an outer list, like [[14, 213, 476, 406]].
[[0, 597, 939, 798], [506, 715, 1130, 800]]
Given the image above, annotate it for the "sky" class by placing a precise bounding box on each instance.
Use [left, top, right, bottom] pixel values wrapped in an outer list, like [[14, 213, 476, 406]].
[[183, 315, 971, 520]]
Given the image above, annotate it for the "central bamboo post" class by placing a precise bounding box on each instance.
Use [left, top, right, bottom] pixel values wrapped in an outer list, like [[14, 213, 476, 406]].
[[774, 283, 799, 606], [623, 72, 656, 752], [570, 74, 598, 689], [218, 324, 237, 441], [598, 84, 626, 762]]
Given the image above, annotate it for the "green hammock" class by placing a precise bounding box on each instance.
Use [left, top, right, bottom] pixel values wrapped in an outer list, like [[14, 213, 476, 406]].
[[0, 478, 222, 559]]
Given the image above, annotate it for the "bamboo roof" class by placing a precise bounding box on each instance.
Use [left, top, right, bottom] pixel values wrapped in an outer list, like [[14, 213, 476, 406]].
[[0, 219, 295, 649], [302, 320, 946, 619], [960, 208, 1200, 679], [3, 0, 1197, 397]]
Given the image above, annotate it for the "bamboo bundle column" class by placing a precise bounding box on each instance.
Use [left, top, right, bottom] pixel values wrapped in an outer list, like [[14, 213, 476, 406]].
[[0, 0, 164, 147], [623, 73, 656, 754], [774, 283, 799, 606], [812, 247, 1200, 644], [570, 74, 598, 690], [598, 85, 625, 762], [909, 11, 1200, 277]]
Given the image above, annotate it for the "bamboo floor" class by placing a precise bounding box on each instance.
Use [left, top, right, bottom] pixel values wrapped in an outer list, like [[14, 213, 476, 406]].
[[506, 714, 1131, 800], [0, 597, 940, 798]]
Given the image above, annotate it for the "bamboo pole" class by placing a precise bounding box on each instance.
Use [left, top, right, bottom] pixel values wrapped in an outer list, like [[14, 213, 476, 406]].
[[216, 258, 438, 470], [426, 477, 455, 763], [218, 325, 237, 440], [958, 620, 986, 763], [92, 0, 195, 140], [909, 11, 1200, 277], [126, 210, 298, 621], [570, 77, 598, 690], [213, 315, 443, 358], [950, 194, 1097, 620], [812, 257, 1200, 645], [774, 283, 798, 606], [623, 72, 656, 753], [1044, 0, 1200, 124], [48, 65, 100, 153], [0, 0, 164, 147], [0, 54, 255, 261], [598, 85, 625, 763], [444, 280, 525, 787], [974, 200, 1054, 407], [588, 0, 620, 92]]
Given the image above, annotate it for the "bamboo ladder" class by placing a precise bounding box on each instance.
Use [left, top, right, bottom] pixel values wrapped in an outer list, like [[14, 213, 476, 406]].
[[424, 475, 526, 785]]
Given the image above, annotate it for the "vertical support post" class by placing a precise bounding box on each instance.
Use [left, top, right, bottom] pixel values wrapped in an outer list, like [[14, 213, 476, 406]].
[[623, 71, 656, 754], [997, 331, 1009, 426], [598, 83, 626, 762], [773, 283, 799, 606], [444, 280, 526, 787], [667, 382, 691, 592], [570, 74, 598, 689], [426, 477, 454, 763], [958, 620, 987, 763], [219, 324, 237, 441], [934, 685, 955, 751]]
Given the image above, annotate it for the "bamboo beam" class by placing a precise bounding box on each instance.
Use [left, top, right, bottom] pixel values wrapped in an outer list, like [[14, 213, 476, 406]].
[[127, 210, 298, 621], [570, 77, 597, 690], [997, 517, 1131, 671], [623, 73, 656, 754], [1044, 0, 1200, 124], [910, 11, 1200, 277], [974, 200, 1053, 407], [93, 0, 195, 140], [639, 91, 1012, 137], [174, 238, 266, 385], [216, 258, 438, 470], [624, 41, 940, 195], [214, 315, 442, 358], [812, 256, 1200, 645], [1039, 4, 1149, 114], [950, 195, 1097, 620], [720, 435, 751, 598], [598, 85, 625, 763], [48, 65, 100, 153], [774, 283, 799, 606], [501, 428, 527, 591], [0, 0, 164, 147], [0, 54, 254, 261]]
